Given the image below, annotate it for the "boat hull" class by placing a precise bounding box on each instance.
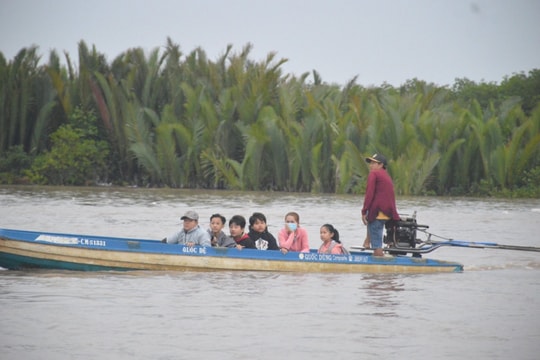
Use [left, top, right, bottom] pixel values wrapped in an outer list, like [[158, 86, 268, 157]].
[[0, 228, 463, 273]]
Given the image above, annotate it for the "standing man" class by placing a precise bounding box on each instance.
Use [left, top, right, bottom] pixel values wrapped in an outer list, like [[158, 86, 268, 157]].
[[361, 154, 400, 256], [162, 210, 211, 247]]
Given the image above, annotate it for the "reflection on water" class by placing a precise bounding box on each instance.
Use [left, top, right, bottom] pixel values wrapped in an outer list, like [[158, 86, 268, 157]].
[[1, 269, 540, 359], [359, 274, 405, 318]]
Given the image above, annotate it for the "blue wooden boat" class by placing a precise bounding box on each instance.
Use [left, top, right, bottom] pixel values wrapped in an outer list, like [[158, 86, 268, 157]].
[[0, 227, 464, 273]]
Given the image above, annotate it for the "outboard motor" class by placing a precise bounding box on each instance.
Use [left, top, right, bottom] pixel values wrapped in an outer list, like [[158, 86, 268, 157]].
[[384, 212, 428, 257]]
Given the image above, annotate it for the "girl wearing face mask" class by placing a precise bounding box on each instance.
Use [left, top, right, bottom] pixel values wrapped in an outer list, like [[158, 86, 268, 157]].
[[278, 211, 310, 254]]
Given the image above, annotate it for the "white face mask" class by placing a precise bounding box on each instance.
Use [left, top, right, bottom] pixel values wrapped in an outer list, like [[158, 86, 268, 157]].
[[287, 223, 297, 231]]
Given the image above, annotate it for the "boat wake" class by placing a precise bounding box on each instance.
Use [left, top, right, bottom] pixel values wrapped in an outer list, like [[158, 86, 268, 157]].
[[465, 260, 540, 271]]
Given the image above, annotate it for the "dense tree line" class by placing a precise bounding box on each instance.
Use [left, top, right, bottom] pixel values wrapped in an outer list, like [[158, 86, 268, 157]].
[[1, 38, 539, 196]]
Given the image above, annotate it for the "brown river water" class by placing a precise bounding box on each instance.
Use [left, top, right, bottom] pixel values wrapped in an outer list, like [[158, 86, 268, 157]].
[[1, 185, 539, 359]]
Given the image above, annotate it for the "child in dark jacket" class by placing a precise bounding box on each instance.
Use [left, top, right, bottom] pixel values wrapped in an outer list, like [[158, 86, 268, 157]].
[[248, 212, 280, 250], [228, 215, 256, 249]]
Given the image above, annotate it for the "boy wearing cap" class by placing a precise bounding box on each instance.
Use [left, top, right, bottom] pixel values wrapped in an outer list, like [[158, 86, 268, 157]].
[[162, 210, 211, 247], [361, 154, 400, 256]]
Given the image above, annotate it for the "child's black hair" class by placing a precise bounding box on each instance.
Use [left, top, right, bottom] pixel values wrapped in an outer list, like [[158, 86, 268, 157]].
[[229, 215, 246, 228], [321, 224, 340, 243], [210, 213, 226, 224]]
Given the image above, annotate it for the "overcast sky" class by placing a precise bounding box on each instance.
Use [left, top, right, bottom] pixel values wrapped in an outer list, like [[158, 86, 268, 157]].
[[1, 0, 539, 87]]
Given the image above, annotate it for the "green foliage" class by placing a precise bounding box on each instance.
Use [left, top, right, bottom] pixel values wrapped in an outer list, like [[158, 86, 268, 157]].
[[1, 41, 539, 196], [25, 108, 110, 185], [26, 124, 109, 185], [517, 166, 540, 196], [500, 69, 540, 115], [0, 145, 33, 184]]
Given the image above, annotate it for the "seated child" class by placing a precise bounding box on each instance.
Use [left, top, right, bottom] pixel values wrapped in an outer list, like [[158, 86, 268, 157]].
[[248, 212, 279, 250], [228, 215, 256, 250], [208, 213, 236, 248], [318, 224, 349, 255]]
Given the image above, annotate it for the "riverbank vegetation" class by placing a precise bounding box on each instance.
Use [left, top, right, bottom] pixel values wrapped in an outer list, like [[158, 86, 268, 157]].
[[1, 39, 539, 197]]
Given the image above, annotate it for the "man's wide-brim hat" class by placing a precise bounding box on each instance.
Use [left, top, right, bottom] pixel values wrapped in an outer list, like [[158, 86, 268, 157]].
[[365, 153, 387, 166], [181, 210, 199, 221]]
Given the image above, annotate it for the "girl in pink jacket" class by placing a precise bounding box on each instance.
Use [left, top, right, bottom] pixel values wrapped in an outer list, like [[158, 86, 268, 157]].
[[318, 224, 348, 255], [278, 211, 310, 253]]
